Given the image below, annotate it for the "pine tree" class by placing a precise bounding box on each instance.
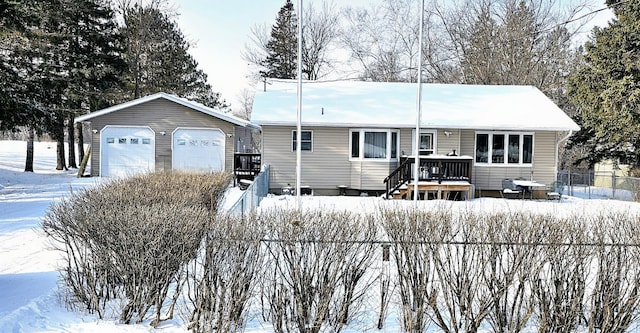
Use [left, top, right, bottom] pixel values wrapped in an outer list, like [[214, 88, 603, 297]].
[[120, 4, 226, 108], [35, 0, 126, 170], [568, 1, 640, 169], [262, 0, 298, 79]]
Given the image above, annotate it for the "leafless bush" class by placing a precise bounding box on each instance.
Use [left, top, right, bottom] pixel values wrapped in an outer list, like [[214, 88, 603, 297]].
[[530, 215, 589, 333], [186, 212, 266, 332], [427, 211, 491, 333], [586, 212, 640, 332], [259, 208, 378, 333], [482, 212, 544, 333], [42, 171, 231, 326], [380, 206, 442, 332]]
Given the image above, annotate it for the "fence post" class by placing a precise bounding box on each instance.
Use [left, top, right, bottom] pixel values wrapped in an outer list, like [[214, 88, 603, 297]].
[[612, 169, 617, 200]]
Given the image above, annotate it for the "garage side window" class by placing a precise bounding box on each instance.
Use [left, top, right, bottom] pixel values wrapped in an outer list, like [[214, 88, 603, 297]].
[[292, 130, 312, 152]]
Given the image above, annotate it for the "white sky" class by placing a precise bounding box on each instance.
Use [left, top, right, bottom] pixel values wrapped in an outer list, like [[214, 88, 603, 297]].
[[173, 0, 615, 112]]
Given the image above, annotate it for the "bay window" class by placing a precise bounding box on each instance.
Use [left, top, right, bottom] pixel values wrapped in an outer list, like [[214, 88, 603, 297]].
[[475, 132, 533, 165], [350, 129, 399, 160]]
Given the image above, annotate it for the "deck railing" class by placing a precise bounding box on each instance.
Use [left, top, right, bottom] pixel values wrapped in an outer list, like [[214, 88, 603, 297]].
[[233, 153, 262, 185], [384, 155, 473, 199]]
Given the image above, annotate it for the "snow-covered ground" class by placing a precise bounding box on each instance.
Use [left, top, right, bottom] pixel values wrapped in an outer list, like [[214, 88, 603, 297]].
[[2, 140, 640, 332]]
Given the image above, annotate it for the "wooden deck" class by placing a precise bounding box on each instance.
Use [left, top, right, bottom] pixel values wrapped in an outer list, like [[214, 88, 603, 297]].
[[384, 155, 474, 200], [393, 181, 473, 200]]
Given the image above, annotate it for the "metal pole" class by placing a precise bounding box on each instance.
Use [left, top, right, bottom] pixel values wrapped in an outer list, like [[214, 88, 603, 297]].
[[296, 0, 303, 210], [413, 0, 425, 202]]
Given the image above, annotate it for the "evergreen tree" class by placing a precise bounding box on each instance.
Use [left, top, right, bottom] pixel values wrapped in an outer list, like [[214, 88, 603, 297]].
[[568, 1, 640, 169], [0, 1, 47, 133], [261, 0, 298, 79], [120, 3, 226, 108], [36, 0, 126, 170]]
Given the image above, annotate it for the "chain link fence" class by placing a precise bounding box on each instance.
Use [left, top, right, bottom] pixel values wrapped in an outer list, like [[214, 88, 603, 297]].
[[558, 170, 640, 201]]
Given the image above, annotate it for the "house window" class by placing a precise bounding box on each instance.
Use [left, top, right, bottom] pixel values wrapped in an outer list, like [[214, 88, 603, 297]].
[[350, 129, 399, 160], [475, 132, 533, 165], [419, 132, 435, 155], [292, 130, 312, 151]]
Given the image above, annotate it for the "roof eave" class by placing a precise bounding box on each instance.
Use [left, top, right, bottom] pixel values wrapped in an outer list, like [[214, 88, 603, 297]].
[[255, 121, 580, 132], [74, 92, 260, 129]]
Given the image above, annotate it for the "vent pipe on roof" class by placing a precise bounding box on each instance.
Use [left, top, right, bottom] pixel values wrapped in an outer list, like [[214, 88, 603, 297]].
[[321, 107, 324, 115]]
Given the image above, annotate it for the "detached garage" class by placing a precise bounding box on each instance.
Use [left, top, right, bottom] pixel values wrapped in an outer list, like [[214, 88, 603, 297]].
[[75, 92, 259, 177]]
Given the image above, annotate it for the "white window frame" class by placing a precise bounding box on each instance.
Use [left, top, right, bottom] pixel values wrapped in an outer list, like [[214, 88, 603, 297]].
[[411, 129, 437, 156], [291, 130, 313, 152], [349, 129, 400, 161], [474, 131, 534, 166]]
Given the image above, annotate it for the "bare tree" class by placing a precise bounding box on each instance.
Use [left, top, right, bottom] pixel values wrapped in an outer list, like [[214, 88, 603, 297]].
[[340, 0, 590, 86], [243, 0, 340, 82], [301, 1, 340, 80], [340, 0, 424, 82], [234, 87, 254, 120]]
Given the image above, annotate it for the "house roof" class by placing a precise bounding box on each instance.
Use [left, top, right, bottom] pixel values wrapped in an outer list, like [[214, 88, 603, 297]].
[[75, 92, 259, 129], [251, 79, 580, 132]]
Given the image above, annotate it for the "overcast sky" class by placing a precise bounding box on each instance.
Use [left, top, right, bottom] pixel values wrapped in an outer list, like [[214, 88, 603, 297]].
[[173, 0, 615, 112]]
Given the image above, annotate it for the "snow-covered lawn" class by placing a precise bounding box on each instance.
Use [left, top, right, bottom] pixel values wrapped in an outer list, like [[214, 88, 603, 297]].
[[2, 140, 640, 332]]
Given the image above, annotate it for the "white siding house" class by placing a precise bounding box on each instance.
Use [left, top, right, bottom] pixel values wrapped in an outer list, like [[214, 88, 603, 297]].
[[251, 79, 580, 197]]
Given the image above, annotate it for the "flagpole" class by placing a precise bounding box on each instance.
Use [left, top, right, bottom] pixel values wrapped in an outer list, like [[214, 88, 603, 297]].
[[414, 0, 425, 202], [296, 0, 303, 210]]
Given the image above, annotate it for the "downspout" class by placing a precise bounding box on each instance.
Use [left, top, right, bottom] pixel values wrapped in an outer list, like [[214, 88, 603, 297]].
[[555, 130, 573, 179]]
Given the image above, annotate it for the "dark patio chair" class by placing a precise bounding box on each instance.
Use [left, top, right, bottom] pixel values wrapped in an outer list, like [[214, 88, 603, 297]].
[[501, 178, 524, 199]]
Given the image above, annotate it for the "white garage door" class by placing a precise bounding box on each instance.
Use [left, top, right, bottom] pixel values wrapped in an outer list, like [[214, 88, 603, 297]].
[[101, 126, 155, 177], [172, 128, 225, 172]]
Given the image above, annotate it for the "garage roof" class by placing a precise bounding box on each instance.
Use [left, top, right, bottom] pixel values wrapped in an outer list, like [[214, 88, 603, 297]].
[[75, 92, 259, 129]]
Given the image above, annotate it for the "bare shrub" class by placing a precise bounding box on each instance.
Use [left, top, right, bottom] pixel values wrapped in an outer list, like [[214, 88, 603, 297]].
[[42, 171, 232, 325], [380, 206, 442, 332], [259, 208, 378, 333], [427, 210, 492, 333], [586, 212, 640, 332], [482, 211, 545, 333], [186, 212, 266, 332], [530, 215, 590, 333]]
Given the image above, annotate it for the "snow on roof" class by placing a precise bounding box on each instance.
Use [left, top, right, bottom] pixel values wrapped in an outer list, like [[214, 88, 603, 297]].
[[251, 79, 580, 131], [75, 92, 259, 129]]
